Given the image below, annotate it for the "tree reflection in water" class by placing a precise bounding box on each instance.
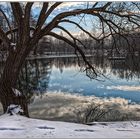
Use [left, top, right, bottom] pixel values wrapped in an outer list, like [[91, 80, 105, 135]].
[[17, 59, 53, 103], [16, 55, 140, 103]]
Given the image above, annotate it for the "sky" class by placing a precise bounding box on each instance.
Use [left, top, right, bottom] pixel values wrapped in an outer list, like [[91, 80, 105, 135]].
[[0, 2, 139, 36], [32, 2, 97, 35], [0, 2, 100, 35]]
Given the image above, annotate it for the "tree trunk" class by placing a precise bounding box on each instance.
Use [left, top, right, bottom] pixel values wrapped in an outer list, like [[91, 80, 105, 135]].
[[0, 45, 32, 117], [0, 25, 39, 117], [0, 82, 29, 117], [1, 94, 29, 117]]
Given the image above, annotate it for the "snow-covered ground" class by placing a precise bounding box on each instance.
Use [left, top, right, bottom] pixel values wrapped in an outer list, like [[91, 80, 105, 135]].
[[0, 114, 140, 138]]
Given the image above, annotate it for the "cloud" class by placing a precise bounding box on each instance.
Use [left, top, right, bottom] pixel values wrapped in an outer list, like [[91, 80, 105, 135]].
[[58, 2, 96, 9], [57, 2, 86, 9], [107, 85, 140, 92], [32, 2, 95, 11], [29, 92, 140, 122]]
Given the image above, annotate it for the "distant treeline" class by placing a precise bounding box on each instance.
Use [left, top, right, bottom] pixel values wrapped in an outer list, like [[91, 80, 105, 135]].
[[35, 31, 140, 56]]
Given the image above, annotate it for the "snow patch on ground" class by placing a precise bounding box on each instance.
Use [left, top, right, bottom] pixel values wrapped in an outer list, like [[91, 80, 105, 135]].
[[0, 114, 140, 138], [7, 105, 23, 115]]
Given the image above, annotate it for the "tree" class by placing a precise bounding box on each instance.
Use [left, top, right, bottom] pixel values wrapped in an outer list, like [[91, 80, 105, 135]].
[[0, 2, 139, 117]]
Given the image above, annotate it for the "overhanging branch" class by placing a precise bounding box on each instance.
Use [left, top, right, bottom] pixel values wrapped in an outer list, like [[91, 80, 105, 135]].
[[56, 25, 87, 49], [47, 32, 97, 79], [59, 19, 100, 41]]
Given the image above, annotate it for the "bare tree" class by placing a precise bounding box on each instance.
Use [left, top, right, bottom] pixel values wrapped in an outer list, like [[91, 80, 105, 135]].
[[0, 2, 139, 116]]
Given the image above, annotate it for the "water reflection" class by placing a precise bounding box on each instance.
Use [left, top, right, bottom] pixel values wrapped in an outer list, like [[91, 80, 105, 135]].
[[17, 55, 140, 103], [29, 92, 140, 122], [17, 59, 52, 103]]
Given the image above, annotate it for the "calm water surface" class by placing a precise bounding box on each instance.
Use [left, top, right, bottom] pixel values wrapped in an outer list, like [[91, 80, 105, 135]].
[[17, 56, 140, 103]]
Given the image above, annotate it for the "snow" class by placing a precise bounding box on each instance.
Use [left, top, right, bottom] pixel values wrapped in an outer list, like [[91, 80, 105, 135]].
[[10, 43, 16, 46], [12, 88, 22, 96], [0, 114, 140, 138], [10, 43, 16, 50], [7, 105, 23, 115]]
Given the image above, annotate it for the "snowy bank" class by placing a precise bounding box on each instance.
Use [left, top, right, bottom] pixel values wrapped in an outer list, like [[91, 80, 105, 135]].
[[0, 114, 140, 138]]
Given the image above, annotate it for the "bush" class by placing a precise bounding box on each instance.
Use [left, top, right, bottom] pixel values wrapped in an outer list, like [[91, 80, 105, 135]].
[[74, 102, 135, 124], [74, 103, 110, 124]]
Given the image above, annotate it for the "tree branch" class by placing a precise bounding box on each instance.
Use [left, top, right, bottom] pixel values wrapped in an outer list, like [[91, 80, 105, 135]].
[[59, 19, 100, 41], [24, 2, 34, 36], [45, 2, 62, 21], [48, 32, 97, 78], [10, 2, 23, 25], [102, 2, 112, 10], [56, 25, 87, 49], [36, 2, 49, 28], [25, 2, 33, 24], [6, 27, 35, 36], [92, 2, 99, 8], [41, 3, 139, 37], [33, 2, 62, 41]]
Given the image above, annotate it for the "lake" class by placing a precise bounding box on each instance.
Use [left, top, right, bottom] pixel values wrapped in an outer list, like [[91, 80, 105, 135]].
[[15, 55, 140, 122], [18, 55, 140, 103], [0, 55, 140, 121]]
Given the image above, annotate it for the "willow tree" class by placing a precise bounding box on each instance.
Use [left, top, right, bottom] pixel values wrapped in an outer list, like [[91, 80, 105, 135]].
[[0, 2, 139, 117]]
